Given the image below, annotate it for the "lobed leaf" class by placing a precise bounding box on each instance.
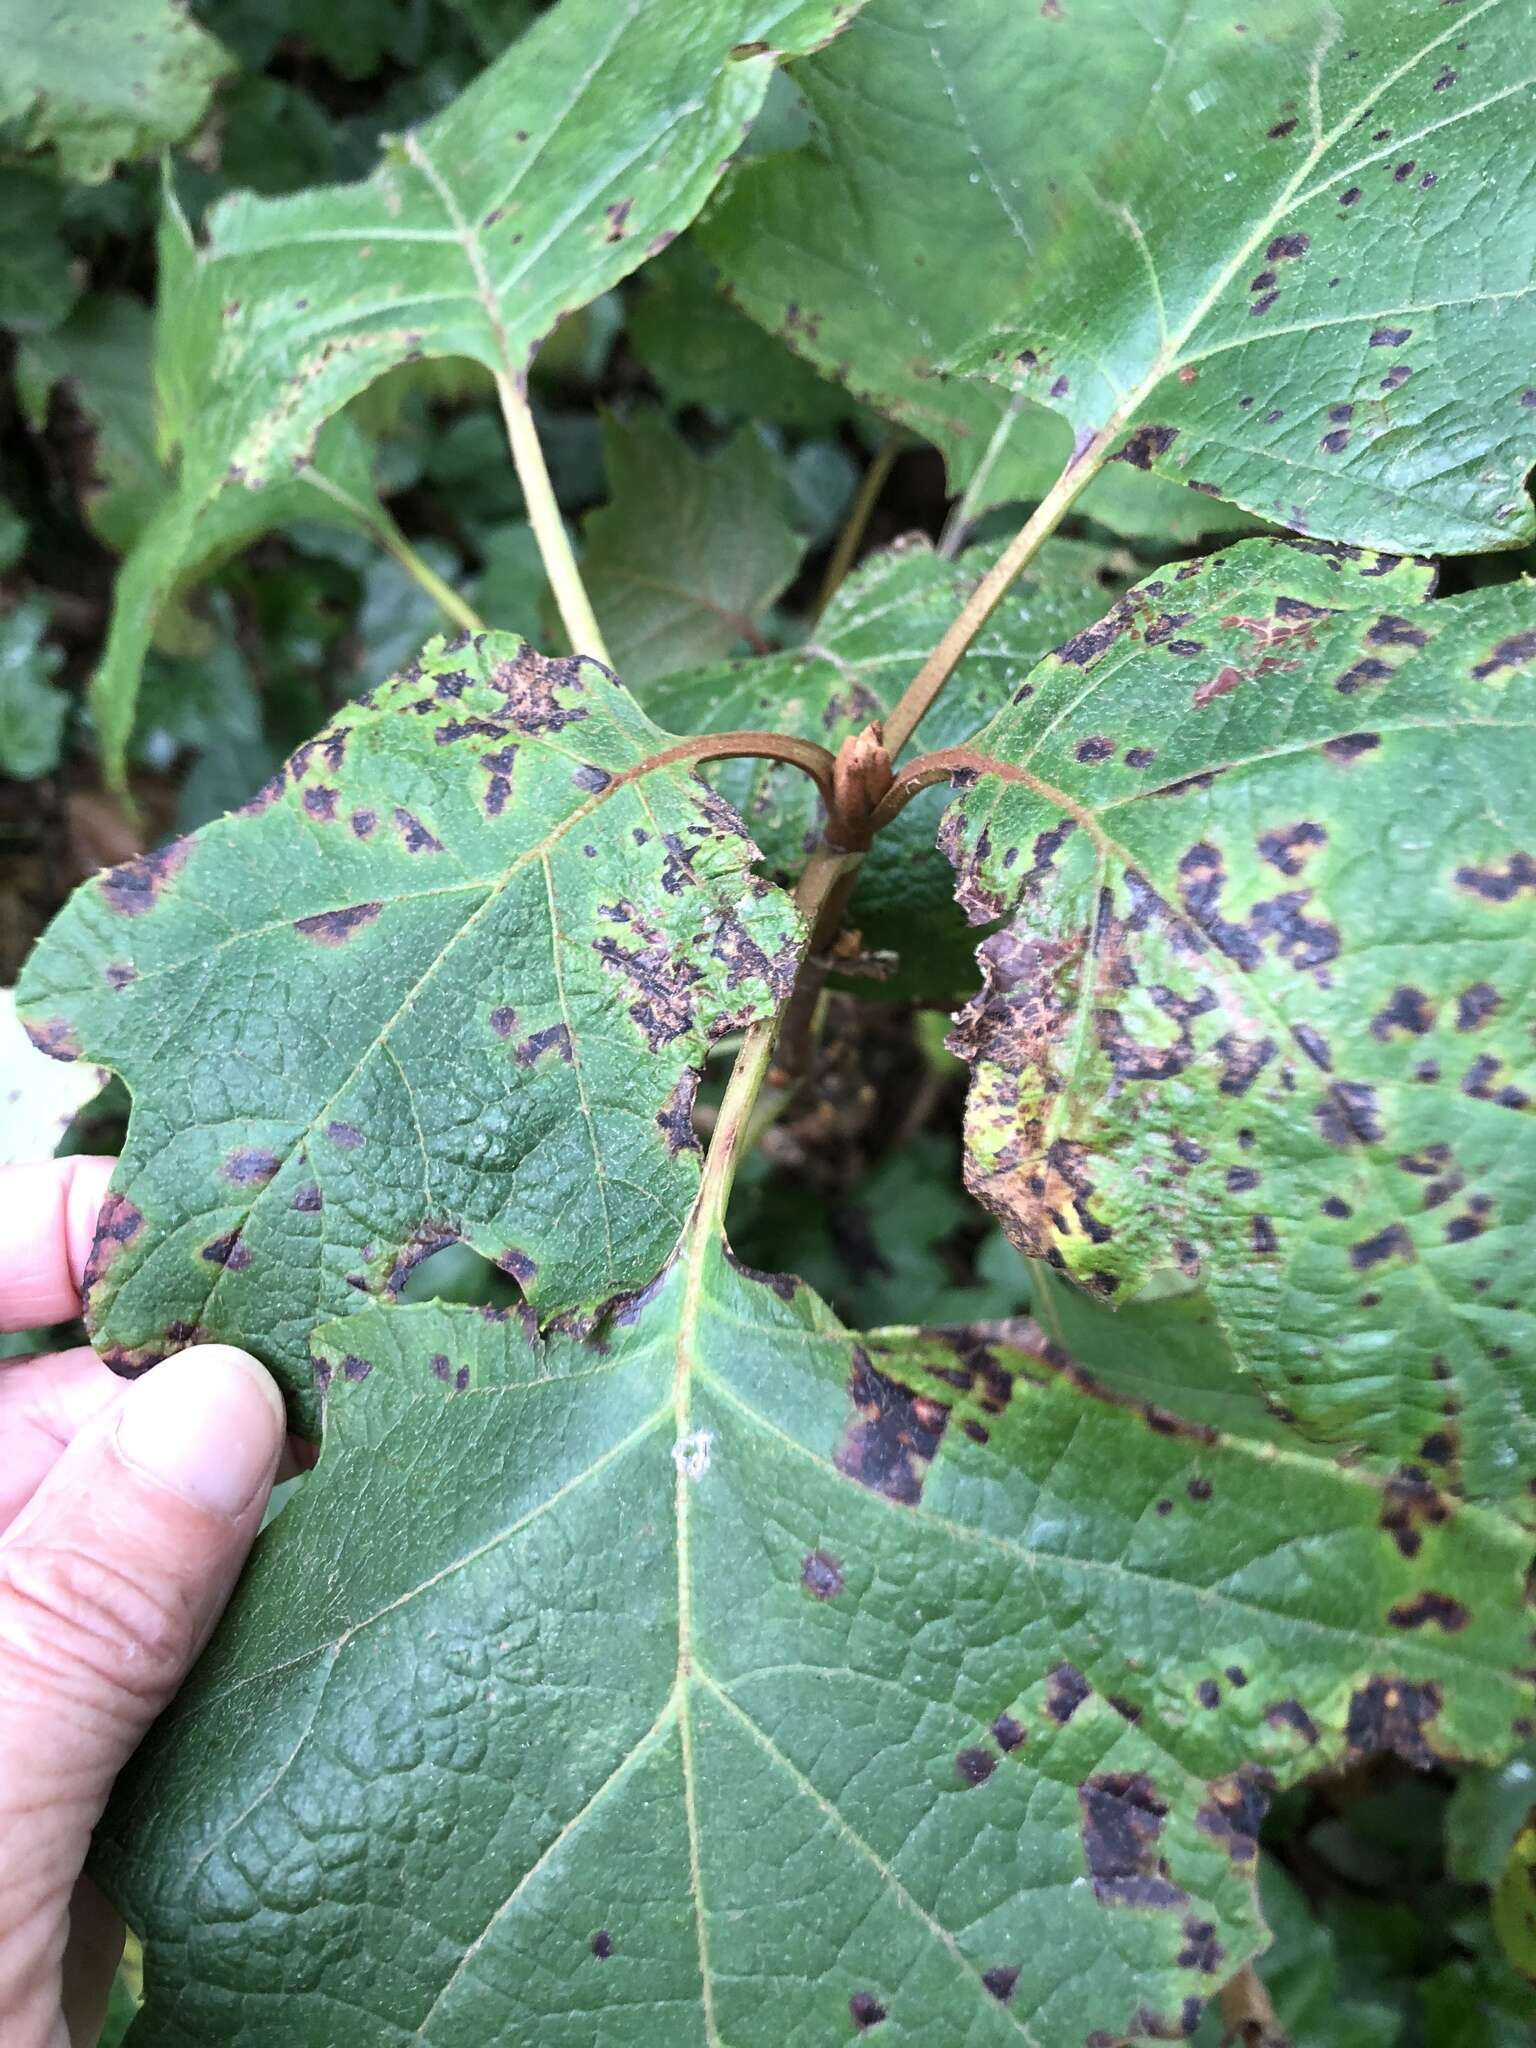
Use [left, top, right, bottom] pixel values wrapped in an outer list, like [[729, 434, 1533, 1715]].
[[17, 634, 803, 1430], [0, 0, 230, 183], [700, 0, 1262, 543], [938, 536, 1536, 1514], [639, 534, 1122, 999], [97, 1230, 1533, 2044], [705, 0, 1536, 556], [583, 410, 805, 684], [0, 599, 68, 782]]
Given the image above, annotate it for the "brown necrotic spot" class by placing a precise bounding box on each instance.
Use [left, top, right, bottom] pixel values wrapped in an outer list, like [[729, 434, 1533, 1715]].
[[1075, 735, 1113, 763], [1114, 423, 1180, 470], [82, 1193, 144, 1293], [1380, 1464, 1452, 1558], [801, 1550, 843, 1599], [1367, 614, 1429, 649], [1371, 985, 1434, 1039], [835, 1352, 948, 1506], [982, 1966, 1019, 2003], [1197, 1679, 1221, 1709], [1257, 820, 1326, 875], [1388, 1590, 1469, 1631], [1370, 326, 1412, 347], [100, 837, 192, 917], [490, 646, 590, 733], [956, 1747, 996, 1786], [1315, 1080, 1383, 1148], [301, 785, 338, 821], [1350, 1223, 1414, 1270], [200, 1230, 251, 1271], [495, 1247, 538, 1285], [992, 1713, 1026, 1752], [1456, 982, 1501, 1031], [590, 1930, 613, 1959], [24, 1016, 82, 1061], [326, 1120, 364, 1151], [849, 1992, 887, 2028], [1178, 1919, 1225, 1974], [1215, 1033, 1277, 1096], [1195, 1767, 1271, 1863], [1045, 1662, 1091, 1723], [293, 902, 383, 945], [393, 807, 444, 855], [513, 1025, 572, 1068], [1324, 731, 1380, 762], [223, 1148, 281, 1187], [1346, 1677, 1442, 1767], [655, 1070, 701, 1156], [1078, 1772, 1186, 1909], [1455, 853, 1535, 901], [1265, 1699, 1320, 1745], [292, 1181, 322, 1212]]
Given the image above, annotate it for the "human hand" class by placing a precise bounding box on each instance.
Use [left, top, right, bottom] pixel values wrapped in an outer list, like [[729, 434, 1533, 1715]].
[[0, 1157, 287, 2047]]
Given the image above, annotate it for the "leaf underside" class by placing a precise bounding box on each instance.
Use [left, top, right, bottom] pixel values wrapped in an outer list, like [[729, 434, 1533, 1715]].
[[99, 1232, 1532, 2046], [17, 636, 802, 1432], [706, 0, 1536, 554], [939, 536, 1536, 1516]]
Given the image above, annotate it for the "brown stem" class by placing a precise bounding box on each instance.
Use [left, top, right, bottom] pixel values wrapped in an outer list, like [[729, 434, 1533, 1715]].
[[863, 744, 988, 835], [879, 424, 1117, 758], [813, 436, 902, 623], [769, 855, 865, 1085], [663, 730, 839, 811]]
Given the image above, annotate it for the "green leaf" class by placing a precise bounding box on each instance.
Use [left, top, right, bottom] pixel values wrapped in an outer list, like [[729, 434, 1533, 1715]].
[[937, 0, 1534, 555], [17, 292, 166, 552], [0, 0, 229, 182], [0, 599, 69, 781], [85, 180, 426, 785], [638, 534, 1123, 1000], [87, 0, 862, 778], [699, 0, 1262, 543], [627, 237, 856, 432], [1447, 1748, 1536, 1889], [96, 1224, 1532, 2043], [356, 538, 468, 681], [584, 412, 805, 684], [472, 520, 551, 638], [0, 166, 80, 334], [17, 634, 802, 1428], [1494, 1807, 1536, 1983], [0, 496, 27, 575], [939, 536, 1536, 1515]]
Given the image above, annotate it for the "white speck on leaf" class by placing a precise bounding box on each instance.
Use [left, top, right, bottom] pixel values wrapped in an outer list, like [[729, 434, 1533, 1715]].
[[671, 1430, 714, 1482]]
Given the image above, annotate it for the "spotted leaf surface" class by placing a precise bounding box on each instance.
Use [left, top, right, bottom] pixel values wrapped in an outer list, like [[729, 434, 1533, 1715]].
[[943, 0, 1536, 554], [87, 0, 864, 780], [0, 0, 230, 183], [639, 534, 1120, 999], [708, 0, 1536, 556], [940, 537, 1536, 1516], [17, 635, 802, 1429], [97, 1234, 1531, 2046], [700, 0, 1264, 542]]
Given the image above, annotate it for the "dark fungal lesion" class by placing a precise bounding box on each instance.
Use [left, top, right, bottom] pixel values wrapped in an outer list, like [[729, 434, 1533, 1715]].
[[834, 1351, 949, 1505]]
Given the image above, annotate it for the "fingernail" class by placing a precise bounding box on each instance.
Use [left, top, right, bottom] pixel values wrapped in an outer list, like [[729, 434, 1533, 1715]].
[[115, 1346, 286, 1519]]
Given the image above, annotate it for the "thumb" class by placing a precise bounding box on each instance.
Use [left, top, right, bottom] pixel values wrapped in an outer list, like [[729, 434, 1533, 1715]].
[[0, 1346, 284, 2016]]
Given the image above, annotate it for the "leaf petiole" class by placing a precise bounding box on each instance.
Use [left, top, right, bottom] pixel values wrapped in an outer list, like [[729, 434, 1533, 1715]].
[[496, 370, 613, 666]]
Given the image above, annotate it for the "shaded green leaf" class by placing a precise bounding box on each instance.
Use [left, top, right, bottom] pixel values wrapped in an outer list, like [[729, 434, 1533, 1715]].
[[1447, 1747, 1536, 1889], [17, 634, 802, 1427], [939, 536, 1536, 1513], [1494, 1806, 1536, 1983], [472, 520, 551, 639], [638, 534, 1123, 999], [627, 237, 856, 432], [700, 0, 1263, 543], [97, 1227, 1532, 2044], [0, 166, 80, 334], [584, 411, 805, 684], [0, 0, 229, 182], [17, 292, 165, 551], [0, 599, 69, 780]]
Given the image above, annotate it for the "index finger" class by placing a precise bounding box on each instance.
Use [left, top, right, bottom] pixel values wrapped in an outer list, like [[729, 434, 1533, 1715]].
[[0, 1157, 118, 1332]]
